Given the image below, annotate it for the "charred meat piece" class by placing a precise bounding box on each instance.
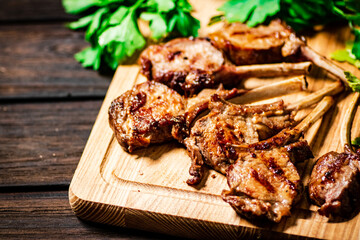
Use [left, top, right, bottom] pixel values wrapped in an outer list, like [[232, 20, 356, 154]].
[[223, 141, 313, 222], [210, 19, 350, 87], [222, 96, 334, 222], [182, 82, 340, 185], [140, 37, 311, 96], [184, 95, 294, 185], [210, 20, 303, 65], [308, 92, 360, 218], [140, 38, 224, 95], [108, 81, 185, 152], [308, 145, 360, 217], [172, 75, 309, 144]]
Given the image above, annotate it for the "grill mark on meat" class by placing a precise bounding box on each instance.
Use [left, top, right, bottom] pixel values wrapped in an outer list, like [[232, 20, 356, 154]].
[[130, 91, 147, 113], [250, 168, 276, 193], [320, 152, 357, 184], [216, 128, 238, 160], [309, 147, 360, 217], [168, 50, 182, 61], [263, 156, 297, 191], [140, 57, 153, 80], [267, 157, 284, 175], [109, 81, 185, 152]]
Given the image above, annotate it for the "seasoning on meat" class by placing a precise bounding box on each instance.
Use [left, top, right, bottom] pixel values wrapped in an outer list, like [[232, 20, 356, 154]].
[[140, 37, 311, 96], [108, 81, 185, 152], [209, 19, 304, 65], [308, 92, 360, 218], [222, 96, 334, 222]]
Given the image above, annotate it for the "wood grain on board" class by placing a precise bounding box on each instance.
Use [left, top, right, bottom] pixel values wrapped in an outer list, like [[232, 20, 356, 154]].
[[69, 1, 360, 239]]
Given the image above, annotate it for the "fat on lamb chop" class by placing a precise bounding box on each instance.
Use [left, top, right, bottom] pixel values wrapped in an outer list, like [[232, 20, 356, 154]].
[[210, 19, 350, 87], [309, 92, 360, 218], [109, 77, 308, 152], [140, 37, 311, 96], [222, 96, 334, 222], [108, 81, 186, 152], [183, 81, 343, 185], [209, 19, 303, 65]]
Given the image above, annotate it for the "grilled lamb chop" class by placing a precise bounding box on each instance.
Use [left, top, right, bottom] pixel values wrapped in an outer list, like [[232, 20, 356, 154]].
[[184, 96, 293, 185], [308, 146, 360, 217], [209, 20, 303, 65], [309, 92, 360, 217], [108, 81, 186, 152], [173, 75, 310, 143], [222, 96, 334, 222], [109, 76, 309, 153], [224, 141, 313, 222], [210, 19, 350, 87], [140, 37, 311, 96], [183, 82, 342, 185]]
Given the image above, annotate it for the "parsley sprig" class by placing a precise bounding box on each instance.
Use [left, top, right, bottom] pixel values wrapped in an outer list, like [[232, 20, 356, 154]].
[[211, 0, 360, 69], [344, 71, 360, 148], [63, 0, 200, 71]]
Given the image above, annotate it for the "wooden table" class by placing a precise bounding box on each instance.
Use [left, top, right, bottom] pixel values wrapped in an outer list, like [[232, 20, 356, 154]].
[[2, 1, 359, 239], [0, 0, 182, 238]]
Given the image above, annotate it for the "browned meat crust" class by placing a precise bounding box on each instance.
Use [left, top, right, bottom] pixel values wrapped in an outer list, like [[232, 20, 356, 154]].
[[108, 81, 185, 152], [222, 141, 313, 222], [139, 36, 309, 96], [184, 95, 294, 185], [221, 97, 333, 222], [139, 38, 225, 96], [209, 19, 304, 65], [308, 144, 360, 217]]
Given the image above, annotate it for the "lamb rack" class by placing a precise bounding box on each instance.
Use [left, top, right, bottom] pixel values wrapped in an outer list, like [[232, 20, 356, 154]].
[[109, 77, 308, 152], [308, 92, 360, 218], [183, 82, 342, 185], [210, 19, 350, 86], [140, 37, 311, 96], [108, 81, 186, 152], [222, 96, 334, 222], [209, 19, 303, 65]]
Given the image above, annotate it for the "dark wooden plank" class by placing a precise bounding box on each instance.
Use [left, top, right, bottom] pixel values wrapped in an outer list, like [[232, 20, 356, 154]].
[[0, 0, 76, 22], [0, 23, 111, 100], [0, 191, 182, 239], [0, 100, 102, 188]]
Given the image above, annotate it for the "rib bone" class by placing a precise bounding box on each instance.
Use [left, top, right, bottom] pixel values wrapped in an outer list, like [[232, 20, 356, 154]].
[[173, 76, 308, 143], [301, 45, 348, 85], [220, 62, 312, 79], [234, 96, 334, 150], [340, 91, 360, 148], [286, 81, 343, 111], [232, 75, 307, 105]]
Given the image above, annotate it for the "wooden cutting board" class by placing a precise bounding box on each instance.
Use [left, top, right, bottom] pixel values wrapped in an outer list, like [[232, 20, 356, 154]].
[[69, 1, 360, 239]]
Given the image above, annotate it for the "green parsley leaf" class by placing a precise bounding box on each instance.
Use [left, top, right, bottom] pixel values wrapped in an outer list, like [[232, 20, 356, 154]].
[[331, 42, 360, 68], [67, 14, 95, 30], [98, 8, 146, 64], [153, 0, 175, 12], [218, 0, 280, 27], [141, 13, 168, 39], [74, 46, 102, 70], [108, 6, 128, 25], [352, 137, 360, 146], [85, 8, 109, 42], [352, 27, 360, 58], [65, 0, 199, 71], [344, 71, 360, 92], [62, 0, 102, 14]]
